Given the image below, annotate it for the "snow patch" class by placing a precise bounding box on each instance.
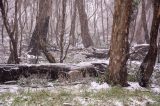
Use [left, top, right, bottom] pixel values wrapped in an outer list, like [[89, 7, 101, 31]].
[[90, 82, 110, 90], [129, 97, 155, 106], [125, 82, 160, 94], [125, 82, 145, 91], [26, 54, 36, 59], [152, 87, 160, 94], [75, 97, 88, 106], [114, 101, 123, 106], [0, 85, 20, 93], [151, 85, 160, 94]]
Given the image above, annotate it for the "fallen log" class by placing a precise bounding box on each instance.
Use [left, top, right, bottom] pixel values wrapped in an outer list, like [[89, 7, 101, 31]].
[[0, 64, 70, 83], [83, 45, 150, 61], [84, 52, 108, 58], [83, 48, 109, 59], [0, 61, 108, 83], [130, 44, 149, 61]]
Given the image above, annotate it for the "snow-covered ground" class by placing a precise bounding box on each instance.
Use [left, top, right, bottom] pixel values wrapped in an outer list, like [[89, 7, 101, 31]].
[[0, 81, 159, 106]]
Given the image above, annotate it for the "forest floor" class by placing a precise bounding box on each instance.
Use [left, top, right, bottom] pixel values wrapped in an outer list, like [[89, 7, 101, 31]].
[[0, 80, 160, 106], [0, 47, 160, 106]]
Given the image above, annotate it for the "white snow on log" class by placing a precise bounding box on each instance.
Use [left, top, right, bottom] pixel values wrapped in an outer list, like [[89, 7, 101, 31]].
[[129, 61, 141, 65], [76, 62, 93, 67], [71, 59, 109, 69], [133, 44, 149, 48], [92, 59, 109, 64], [76, 60, 109, 66], [18, 63, 71, 68], [1, 59, 109, 68], [92, 48, 109, 53]]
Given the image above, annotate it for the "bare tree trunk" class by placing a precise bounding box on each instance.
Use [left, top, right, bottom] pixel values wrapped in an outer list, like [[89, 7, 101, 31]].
[[129, 0, 139, 44], [69, 0, 77, 46], [1, 24, 4, 44], [18, 0, 25, 57], [107, 0, 133, 87], [76, 0, 94, 48], [8, 15, 19, 64], [60, 0, 67, 63], [158, 35, 160, 63], [28, 0, 49, 55], [138, 0, 160, 87], [134, 0, 152, 44], [28, 0, 56, 63], [101, 0, 105, 42], [106, 9, 109, 47], [54, 0, 61, 46], [0, 0, 19, 64], [141, 0, 150, 44]]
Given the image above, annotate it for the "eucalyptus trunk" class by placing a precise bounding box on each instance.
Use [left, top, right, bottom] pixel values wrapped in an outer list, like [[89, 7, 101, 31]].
[[107, 0, 133, 86]]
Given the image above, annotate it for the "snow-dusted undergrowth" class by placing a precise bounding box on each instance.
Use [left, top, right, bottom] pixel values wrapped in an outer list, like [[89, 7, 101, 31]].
[[0, 81, 160, 106]]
